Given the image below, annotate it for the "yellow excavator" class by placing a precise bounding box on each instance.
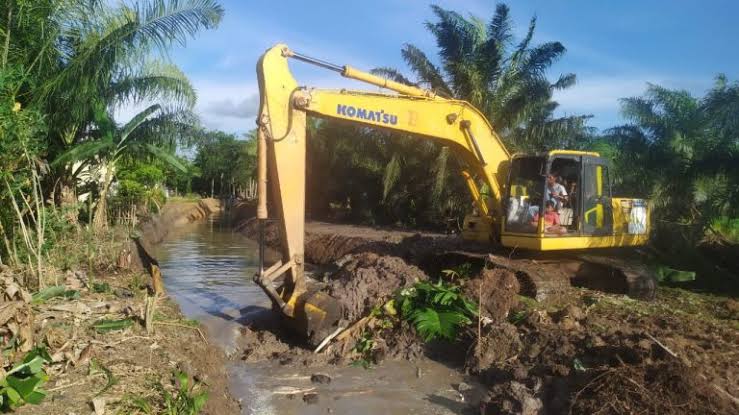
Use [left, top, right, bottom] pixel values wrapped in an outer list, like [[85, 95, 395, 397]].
[[254, 44, 651, 343]]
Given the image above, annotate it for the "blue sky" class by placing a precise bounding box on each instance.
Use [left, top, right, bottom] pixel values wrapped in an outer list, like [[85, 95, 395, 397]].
[[157, 0, 739, 134]]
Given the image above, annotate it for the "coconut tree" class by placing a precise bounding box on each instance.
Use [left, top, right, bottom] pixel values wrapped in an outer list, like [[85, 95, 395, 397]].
[[53, 104, 192, 229]]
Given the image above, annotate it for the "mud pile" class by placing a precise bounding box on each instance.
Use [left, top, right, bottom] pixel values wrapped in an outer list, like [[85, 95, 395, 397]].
[[462, 268, 520, 323], [326, 252, 428, 322]]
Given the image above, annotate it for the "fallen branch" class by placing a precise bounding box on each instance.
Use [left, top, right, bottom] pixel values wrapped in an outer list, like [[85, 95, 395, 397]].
[[314, 326, 345, 354], [154, 321, 208, 344], [47, 380, 86, 392], [712, 384, 739, 407], [335, 316, 372, 343], [90, 335, 153, 348], [646, 333, 678, 358]]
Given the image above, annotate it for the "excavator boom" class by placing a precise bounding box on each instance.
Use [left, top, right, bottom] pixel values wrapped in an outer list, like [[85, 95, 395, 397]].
[[254, 44, 512, 342]]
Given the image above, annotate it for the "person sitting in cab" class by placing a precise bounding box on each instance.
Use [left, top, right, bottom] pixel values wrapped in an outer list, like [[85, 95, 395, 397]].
[[531, 200, 567, 234], [546, 173, 568, 210]]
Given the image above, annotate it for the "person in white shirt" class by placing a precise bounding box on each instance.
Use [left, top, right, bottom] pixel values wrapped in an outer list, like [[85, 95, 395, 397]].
[[545, 173, 568, 210]]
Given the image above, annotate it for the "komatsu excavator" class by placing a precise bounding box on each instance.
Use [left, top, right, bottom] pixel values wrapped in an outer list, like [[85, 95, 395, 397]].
[[254, 44, 651, 344]]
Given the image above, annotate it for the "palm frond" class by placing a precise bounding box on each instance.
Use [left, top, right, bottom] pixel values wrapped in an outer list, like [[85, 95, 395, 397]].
[[487, 3, 512, 46], [552, 73, 576, 90], [133, 0, 224, 51], [476, 3, 511, 87], [521, 41, 566, 76], [124, 109, 198, 148], [108, 60, 196, 109], [370, 67, 416, 86], [382, 153, 402, 201], [119, 104, 163, 145], [400, 44, 452, 95]]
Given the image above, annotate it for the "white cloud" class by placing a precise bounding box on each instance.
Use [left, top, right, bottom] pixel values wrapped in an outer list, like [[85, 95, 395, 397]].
[[553, 75, 713, 129], [205, 95, 259, 119], [553, 76, 649, 113]]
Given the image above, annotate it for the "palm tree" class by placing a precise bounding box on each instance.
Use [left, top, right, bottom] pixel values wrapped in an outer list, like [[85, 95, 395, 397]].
[[40, 0, 222, 203], [375, 3, 590, 152], [610, 77, 739, 245], [53, 104, 192, 229], [347, 3, 590, 226]]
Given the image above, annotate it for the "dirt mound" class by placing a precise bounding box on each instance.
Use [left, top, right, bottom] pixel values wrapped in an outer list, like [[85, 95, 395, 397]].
[[230, 200, 256, 224], [568, 360, 732, 415], [474, 293, 739, 415], [236, 217, 280, 248], [326, 252, 428, 322], [305, 234, 373, 264], [468, 323, 523, 374], [239, 327, 296, 363], [463, 268, 519, 323]]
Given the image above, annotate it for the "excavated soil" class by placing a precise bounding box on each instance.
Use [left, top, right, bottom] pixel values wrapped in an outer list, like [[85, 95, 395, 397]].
[[236, 219, 739, 414], [473, 292, 738, 414], [326, 252, 428, 322], [462, 268, 520, 323]]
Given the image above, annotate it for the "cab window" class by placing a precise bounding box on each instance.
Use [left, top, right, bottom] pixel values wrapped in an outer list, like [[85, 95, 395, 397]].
[[505, 157, 544, 233]]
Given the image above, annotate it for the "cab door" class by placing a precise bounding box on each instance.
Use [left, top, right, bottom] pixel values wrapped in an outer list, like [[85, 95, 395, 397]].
[[581, 157, 613, 235]]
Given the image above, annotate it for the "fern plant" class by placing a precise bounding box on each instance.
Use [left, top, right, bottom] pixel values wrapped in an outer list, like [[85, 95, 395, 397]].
[[396, 280, 478, 342]]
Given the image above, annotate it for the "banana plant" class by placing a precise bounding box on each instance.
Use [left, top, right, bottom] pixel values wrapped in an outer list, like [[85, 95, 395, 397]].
[[53, 104, 190, 229]]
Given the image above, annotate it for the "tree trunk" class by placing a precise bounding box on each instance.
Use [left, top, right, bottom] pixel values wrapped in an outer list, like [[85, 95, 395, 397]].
[[93, 167, 113, 231], [60, 180, 79, 225]]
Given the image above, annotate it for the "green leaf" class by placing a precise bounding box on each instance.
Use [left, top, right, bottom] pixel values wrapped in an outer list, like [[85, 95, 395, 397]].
[[411, 308, 442, 341], [192, 391, 208, 412], [31, 286, 65, 304], [92, 282, 111, 293], [24, 390, 47, 405], [383, 299, 397, 316], [5, 387, 21, 405], [6, 375, 45, 400], [93, 318, 134, 333], [8, 356, 46, 377], [31, 286, 80, 304]]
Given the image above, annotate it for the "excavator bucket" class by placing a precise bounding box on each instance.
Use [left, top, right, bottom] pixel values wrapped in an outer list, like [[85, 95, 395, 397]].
[[254, 44, 342, 345]]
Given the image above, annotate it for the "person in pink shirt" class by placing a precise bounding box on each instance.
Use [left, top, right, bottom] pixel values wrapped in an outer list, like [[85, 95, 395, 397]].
[[531, 201, 567, 234]]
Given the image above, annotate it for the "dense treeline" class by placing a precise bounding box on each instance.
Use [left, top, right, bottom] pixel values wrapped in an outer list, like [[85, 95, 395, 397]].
[[0, 0, 223, 280]]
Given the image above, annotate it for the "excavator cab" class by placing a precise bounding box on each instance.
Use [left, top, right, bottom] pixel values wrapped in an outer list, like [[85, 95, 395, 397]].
[[464, 150, 650, 250]]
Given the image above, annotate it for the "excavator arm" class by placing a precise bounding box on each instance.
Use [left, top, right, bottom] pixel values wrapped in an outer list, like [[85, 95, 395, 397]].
[[255, 44, 510, 343]]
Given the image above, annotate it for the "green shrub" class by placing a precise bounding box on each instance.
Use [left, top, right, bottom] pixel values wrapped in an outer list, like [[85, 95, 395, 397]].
[[132, 371, 208, 415], [711, 217, 739, 243], [395, 280, 478, 342]]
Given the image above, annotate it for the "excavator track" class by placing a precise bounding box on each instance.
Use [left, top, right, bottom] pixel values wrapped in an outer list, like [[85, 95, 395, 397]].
[[415, 248, 657, 302]]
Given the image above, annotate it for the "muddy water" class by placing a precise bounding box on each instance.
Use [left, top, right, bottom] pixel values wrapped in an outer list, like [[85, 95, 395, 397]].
[[154, 217, 483, 415]]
